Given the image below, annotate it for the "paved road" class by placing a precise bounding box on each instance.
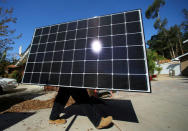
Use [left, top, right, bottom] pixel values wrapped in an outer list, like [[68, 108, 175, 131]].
[[1, 76, 188, 131]]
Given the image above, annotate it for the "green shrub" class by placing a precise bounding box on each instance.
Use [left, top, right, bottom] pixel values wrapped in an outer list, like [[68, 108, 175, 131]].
[[147, 49, 164, 75]]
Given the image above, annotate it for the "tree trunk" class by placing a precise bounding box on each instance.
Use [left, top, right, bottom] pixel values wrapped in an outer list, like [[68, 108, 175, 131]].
[[176, 42, 179, 56], [178, 36, 184, 55], [171, 45, 176, 58], [162, 51, 164, 57], [169, 49, 173, 59], [163, 30, 175, 58]]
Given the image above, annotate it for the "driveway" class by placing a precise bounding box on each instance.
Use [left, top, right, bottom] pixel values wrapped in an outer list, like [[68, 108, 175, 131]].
[[0, 76, 188, 131]]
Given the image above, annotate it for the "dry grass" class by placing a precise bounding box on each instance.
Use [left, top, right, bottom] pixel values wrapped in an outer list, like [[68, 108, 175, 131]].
[[0, 96, 75, 114]]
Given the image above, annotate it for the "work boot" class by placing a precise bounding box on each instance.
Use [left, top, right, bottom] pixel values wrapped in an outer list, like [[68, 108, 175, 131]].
[[49, 119, 67, 125], [97, 116, 112, 129]]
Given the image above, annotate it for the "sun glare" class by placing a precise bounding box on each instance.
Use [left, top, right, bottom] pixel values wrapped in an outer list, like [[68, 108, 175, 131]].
[[91, 40, 102, 53]]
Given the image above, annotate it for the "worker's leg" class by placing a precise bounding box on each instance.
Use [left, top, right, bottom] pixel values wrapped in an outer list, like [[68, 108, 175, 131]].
[[49, 87, 70, 120], [70, 88, 103, 127]]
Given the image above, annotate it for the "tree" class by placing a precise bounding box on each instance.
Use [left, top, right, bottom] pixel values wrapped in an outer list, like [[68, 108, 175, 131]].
[[0, 49, 6, 63], [148, 25, 185, 59], [145, 0, 187, 59], [168, 25, 184, 55], [145, 0, 165, 19], [0, 6, 21, 55], [181, 9, 188, 53]]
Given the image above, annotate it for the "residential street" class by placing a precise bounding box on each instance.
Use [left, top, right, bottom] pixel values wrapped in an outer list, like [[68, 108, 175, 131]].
[[0, 76, 188, 131]]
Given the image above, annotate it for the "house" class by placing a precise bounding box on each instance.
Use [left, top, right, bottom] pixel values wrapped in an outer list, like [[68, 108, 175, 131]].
[[173, 53, 188, 76], [155, 60, 181, 76]]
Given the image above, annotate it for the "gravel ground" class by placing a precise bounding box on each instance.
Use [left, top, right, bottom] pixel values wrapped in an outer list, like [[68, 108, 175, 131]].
[[0, 76, 188, 131]]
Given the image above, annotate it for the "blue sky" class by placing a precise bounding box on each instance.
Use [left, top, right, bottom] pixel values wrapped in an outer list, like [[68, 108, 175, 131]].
[[1, 0, 188, 57]]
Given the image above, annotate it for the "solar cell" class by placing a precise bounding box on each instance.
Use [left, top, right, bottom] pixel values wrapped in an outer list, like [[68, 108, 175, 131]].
[[22, 9, 151, 92]]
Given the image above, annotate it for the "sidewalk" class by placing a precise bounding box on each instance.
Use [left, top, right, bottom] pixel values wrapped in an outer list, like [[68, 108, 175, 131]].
[[1, 76, 188, 131]]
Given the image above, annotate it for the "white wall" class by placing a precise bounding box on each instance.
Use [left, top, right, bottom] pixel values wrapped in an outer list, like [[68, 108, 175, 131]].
[[154, 62, 181, 76]]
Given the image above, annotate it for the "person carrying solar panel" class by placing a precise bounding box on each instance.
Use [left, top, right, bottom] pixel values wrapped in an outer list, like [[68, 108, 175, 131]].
[[49, 87, 113, 129]]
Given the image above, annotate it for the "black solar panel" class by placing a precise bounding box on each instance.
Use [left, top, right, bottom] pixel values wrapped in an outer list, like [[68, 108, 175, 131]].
[[22, 9, 151, 92]]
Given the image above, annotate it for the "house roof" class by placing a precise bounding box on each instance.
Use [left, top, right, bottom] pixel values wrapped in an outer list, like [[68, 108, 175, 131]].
[[172, 52, 188, 61], [183, 39, 188, 44], [7, 65, 17, 68]]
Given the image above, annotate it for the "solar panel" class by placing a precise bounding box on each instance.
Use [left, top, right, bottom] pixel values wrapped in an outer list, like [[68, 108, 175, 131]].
[[22, 9, 151, 92]]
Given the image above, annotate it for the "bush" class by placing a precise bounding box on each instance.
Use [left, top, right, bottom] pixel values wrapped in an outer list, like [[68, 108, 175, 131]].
[[9, 70, 22, 83], [147, 49, 164, 75]]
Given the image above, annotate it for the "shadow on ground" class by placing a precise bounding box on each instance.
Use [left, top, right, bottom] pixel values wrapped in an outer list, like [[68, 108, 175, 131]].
[[179, 78, 188, 83], [0, 112, 35, 130], [60, 98, 138, 130], [0, 90, 45, 113], [3, 88, 27, 95], [62, 99, 138, 122]]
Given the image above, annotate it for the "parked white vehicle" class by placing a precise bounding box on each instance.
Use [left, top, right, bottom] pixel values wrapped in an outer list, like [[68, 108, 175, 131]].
[[0, 77, 18, 94]]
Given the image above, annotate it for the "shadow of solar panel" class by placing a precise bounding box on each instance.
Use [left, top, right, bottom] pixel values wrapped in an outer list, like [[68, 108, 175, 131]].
[[22, 9, 150, 93]]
